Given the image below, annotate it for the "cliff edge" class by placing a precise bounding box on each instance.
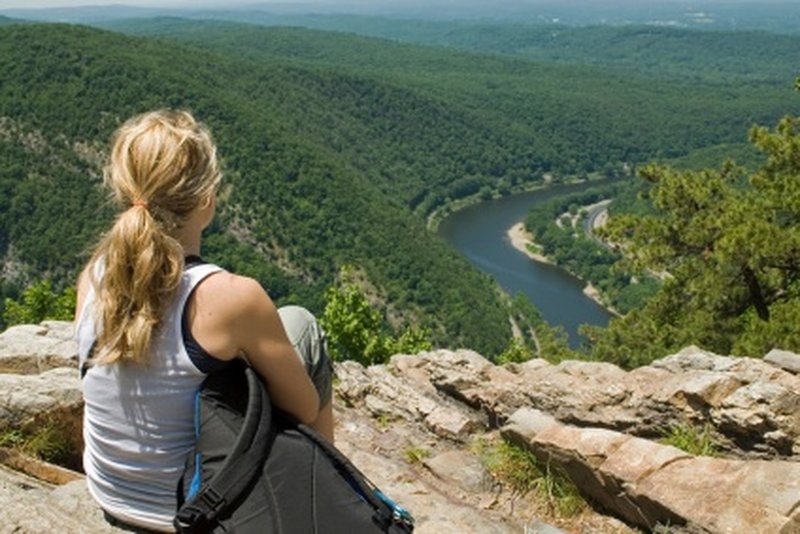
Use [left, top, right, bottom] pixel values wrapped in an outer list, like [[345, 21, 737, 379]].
[[1, 321, 798, 533]]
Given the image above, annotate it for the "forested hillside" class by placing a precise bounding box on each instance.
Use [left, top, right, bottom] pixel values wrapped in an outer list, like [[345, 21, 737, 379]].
[[0, 23, 514, 354], [99, 20, 796, 193], [2, 19, 798, 360]]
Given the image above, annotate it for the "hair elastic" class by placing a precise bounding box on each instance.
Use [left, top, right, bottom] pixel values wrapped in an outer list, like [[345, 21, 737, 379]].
[[132, 199, 149, 209]]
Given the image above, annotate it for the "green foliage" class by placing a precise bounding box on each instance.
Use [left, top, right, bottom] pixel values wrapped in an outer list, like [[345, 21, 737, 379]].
[[661, 422, 721, 457], [504, 293, 574, 364], [590, 115, 800, 366], [18, 423, 73, 464], [321, 281, 386, 365], [473, 437, 585, 517], [496, 338, 534, 365], [3, 280, 75, 326], [403, 446, 431, 465], [320, 273, 431, 366], [388, 325, 433, 356], [2, 20, 797, 362], [0, 429, 24, 449], [664, 143, 764, 173]]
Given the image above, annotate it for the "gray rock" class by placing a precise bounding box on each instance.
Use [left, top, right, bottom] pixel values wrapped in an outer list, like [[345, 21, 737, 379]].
[[413, 346, 800, 459], [0, 367, 82, 427], [650, 345, 737, 373], [765, 349, 800, 374], [524, 521, 568, 534], [0, 321, 77, 374], [0, 466, 120, 532], [423, 450, 490, 494], [503, 408, 558, 439], [3, 320, 798, 533], [337, 357, 485, 441]]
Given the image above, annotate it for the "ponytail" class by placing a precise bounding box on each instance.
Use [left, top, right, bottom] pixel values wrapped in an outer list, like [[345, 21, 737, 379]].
[[88, 110, 221, 365]]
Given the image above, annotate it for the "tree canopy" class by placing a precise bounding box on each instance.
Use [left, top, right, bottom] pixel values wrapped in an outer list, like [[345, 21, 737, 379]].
[[587, 108, 800, 367]]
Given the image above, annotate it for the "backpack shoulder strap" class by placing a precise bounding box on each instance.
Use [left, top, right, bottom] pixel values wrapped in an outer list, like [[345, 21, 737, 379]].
[[174, 365, 277, 533]]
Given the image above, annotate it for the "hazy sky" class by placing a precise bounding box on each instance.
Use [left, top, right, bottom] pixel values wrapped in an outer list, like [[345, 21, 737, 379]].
[[2, 0, 797, 6], [2, 0, 798, 9], [0, 0, 216, 7]]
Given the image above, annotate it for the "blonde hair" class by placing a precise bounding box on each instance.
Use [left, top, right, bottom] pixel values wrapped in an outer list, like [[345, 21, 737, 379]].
[[89, 110, 221, 365]]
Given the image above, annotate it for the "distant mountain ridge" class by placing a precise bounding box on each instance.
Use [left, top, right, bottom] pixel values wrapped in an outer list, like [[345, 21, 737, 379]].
[[3, 1, 800, 33], [91, 15, 800, 84]]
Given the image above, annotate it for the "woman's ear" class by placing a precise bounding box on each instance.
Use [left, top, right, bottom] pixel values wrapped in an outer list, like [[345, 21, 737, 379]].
[[201, 193, 215, 210]]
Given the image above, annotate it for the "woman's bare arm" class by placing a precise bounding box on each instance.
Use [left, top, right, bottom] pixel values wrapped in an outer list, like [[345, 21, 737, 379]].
[[188, 272, 320, 425]]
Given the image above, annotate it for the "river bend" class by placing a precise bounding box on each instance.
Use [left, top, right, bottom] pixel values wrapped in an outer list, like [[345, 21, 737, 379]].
[[438, 182, 613, 348]]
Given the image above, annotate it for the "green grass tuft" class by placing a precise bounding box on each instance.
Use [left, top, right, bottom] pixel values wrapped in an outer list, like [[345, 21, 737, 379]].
[[0, 419, 76, 466], [473, 437, 585, 517], [403, 446, 431, 465], [660, 421, 721, 457]]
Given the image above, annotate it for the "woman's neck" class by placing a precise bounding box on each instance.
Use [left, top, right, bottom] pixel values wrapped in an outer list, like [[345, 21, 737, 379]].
[[175, 225, 202, 257], [175, 198, 214, 257]]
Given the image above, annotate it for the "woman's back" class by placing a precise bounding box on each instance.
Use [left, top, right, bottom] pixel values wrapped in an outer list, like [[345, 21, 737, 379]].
[[77, 263, 222, 532]]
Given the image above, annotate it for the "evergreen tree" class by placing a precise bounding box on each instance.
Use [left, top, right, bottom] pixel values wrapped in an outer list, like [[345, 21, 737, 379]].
[[587, 87, 800, 367]]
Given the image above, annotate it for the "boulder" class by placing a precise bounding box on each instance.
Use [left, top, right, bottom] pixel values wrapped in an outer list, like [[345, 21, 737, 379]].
[[0, 321, 78, 374], [765, 349, 800, 374], [502, 408, 800, 534], [336, 357, 485, 441], [0, 367, 82, 429]]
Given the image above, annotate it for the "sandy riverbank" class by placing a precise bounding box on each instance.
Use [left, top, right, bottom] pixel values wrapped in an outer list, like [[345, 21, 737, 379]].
[[506, 222, 622, 317], [506, 223, 552, 264]]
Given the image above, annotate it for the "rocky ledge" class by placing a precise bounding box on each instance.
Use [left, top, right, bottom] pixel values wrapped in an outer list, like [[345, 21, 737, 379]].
[[1, 321, 798, 533]]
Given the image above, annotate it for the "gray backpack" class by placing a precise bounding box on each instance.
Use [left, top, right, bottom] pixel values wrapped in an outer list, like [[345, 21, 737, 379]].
[[174, 360, 414, 534]]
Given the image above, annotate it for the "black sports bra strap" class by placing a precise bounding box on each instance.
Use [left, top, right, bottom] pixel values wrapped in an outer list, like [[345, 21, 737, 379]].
[[185, 255, 206, 269]]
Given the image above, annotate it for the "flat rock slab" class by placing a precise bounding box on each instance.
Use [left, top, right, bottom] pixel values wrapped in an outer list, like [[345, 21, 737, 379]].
[[641, 457, 800, 534], [335, 433, 523, 534], [502, 407, 800, 533], [0, 367, 82, 428], [0, 466, 120, 532], [423, 450, 491, 494], [0, 321, 77, 374], [765, 349, 800, 374]]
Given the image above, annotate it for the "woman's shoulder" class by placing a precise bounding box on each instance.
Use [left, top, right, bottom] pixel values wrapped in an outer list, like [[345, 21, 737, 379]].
[[187, 271, 277, 361], [193, 271, 272, 319]]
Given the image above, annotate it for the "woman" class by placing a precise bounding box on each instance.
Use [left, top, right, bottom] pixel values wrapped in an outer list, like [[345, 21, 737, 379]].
[[74, 110, 334, 532]]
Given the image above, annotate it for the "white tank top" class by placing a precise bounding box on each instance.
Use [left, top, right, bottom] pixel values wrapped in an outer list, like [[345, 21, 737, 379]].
[[75, 262, 223, 532]]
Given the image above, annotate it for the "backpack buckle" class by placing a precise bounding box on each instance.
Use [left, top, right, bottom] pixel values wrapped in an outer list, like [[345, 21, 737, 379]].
[[174, 486, 227, 533]]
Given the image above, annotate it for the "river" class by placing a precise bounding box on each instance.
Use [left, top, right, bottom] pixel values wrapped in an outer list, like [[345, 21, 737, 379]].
[[437, 182, 613, 348]]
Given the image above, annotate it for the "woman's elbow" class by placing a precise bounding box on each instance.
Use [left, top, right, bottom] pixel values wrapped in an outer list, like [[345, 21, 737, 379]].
[[295, 396, 320, 425]]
